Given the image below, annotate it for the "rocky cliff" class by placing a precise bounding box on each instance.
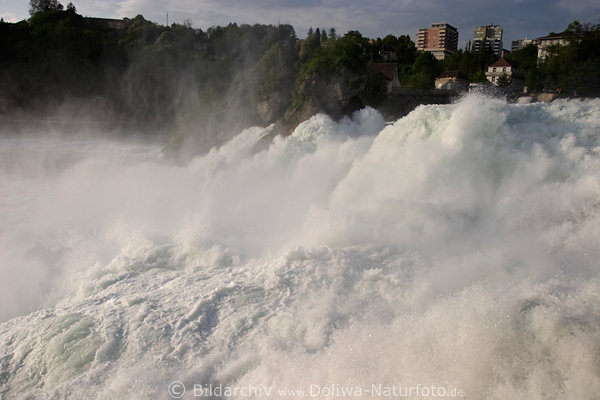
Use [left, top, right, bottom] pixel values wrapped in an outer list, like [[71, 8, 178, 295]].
[[254, 67, 367, 151]]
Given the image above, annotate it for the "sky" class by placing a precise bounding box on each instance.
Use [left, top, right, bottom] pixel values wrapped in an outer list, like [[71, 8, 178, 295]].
[[2, 0, 600, 49]]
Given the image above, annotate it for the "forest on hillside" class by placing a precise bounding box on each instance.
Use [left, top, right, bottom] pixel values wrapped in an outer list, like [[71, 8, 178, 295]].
[[1, 1, 599, 154]]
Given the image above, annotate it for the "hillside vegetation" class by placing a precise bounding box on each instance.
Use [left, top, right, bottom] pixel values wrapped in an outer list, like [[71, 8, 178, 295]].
[[1, 3, 599, 157]]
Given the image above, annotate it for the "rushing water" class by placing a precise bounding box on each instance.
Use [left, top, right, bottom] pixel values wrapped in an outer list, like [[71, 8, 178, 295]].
[[1, 95, 600, 399]]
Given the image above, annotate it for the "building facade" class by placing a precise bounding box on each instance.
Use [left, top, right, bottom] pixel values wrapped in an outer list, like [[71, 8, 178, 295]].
[[472, 24, 503, 56], [511, 35, 569, 61], [485, 57, 524, 90], [416, 22, 459, 60], [511, 38, 535, 52], [536, 34, 568, 60], [435, 70, 469, 92]]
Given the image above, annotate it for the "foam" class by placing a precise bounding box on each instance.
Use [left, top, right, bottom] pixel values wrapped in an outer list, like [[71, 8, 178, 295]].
[[1, 96, 600, 398]]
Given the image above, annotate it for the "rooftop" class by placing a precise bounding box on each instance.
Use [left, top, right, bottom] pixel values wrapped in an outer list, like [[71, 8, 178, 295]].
[[369, 63, 398, 81], [489, 57, 517, 68]]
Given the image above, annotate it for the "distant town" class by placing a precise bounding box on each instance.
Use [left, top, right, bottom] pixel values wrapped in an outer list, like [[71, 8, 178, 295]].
[[415, 22, 564, 60], [409, 22, 569, 95]]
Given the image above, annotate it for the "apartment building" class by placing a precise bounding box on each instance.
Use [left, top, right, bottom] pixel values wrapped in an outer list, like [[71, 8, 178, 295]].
[[416, 22, 459, 60], [511, 38, 535, 52], [472, 24, 503, 56], [536, 34, 568, 60], [511, 34, 569, 60]]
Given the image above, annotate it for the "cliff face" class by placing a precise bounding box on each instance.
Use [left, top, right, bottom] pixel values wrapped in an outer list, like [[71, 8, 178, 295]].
[[256, 67, 367, 148], [256, 90, 292, 126], [298, 67, 366, 120]]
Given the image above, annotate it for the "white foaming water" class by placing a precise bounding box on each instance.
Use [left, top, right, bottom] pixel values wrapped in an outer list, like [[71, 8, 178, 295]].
[[1, 96, 600, 399]]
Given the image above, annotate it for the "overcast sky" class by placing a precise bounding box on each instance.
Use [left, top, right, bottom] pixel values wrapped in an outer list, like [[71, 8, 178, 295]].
[[2, 0, 600, 48]]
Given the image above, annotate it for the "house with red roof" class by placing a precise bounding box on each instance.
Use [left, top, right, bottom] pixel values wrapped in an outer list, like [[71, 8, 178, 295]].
[[485, 57, 525, 91], [369, 63, 400, 94]]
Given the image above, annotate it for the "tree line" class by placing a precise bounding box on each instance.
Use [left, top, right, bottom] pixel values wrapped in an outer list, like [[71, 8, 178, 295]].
[[514, 21, 600, 96], [1, 2, 599, 149], [0, 7, 297, 127]]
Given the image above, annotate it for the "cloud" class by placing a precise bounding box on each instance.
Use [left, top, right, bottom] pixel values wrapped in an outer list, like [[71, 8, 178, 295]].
[[0, 0, 28, 21], [99, 0, 592, 48], [556, 0, 600, 15], [2, 0, 597, 48], [0, 12, 24, 22]]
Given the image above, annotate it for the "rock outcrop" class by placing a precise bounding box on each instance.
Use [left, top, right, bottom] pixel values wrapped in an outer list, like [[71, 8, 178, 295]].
[[256, 90, 291, 126], [297, 67, 366, 120], [254, 67, 367, 151]]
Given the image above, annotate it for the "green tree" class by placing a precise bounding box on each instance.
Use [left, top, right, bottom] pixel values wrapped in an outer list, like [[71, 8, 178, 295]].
[[29, 0, 63, 15], [298, 29, 370, 80], [536, 21, 600, 95], [509, 43, 540, 90], [408, 51, 440, 89], [563, 20, 585, 42], [439, 47, 496, 85], [328, 27, 336, 40], [509, 44, 538, 71], [298, 27, 321, 63], [395, 34, 416, 65], [381, 34, 398, 50], [361, 67, 388, 105], [470, 69, 487, 83], [496, 73, 511, 87], [320, 27, 327, 42]]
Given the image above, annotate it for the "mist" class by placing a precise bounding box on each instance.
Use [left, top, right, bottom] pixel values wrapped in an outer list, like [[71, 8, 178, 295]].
[[0, 14, 298, 159], [1, 95, 600, 398]]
